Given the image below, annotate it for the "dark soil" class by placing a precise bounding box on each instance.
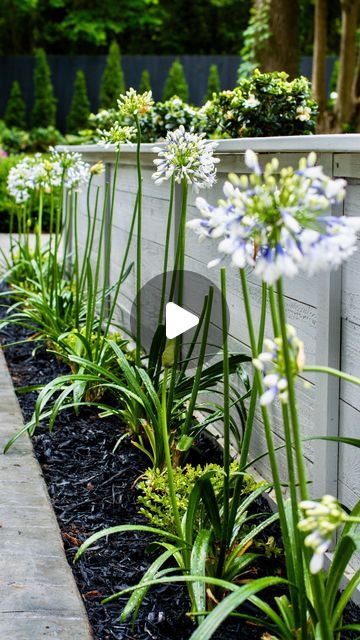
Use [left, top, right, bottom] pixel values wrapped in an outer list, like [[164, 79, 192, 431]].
[[1, 289, 359, 640]]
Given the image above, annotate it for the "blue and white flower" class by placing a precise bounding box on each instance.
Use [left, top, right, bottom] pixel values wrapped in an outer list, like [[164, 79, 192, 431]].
[[253, 325, 305, 406], [298, 495, 346, 574], [188, 150, 360, 284], [152, 125, 220, 190]]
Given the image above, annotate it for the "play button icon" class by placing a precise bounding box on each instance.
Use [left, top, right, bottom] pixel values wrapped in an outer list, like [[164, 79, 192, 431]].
[[165, 302, 199, 339], [129, 269, 229, 365]]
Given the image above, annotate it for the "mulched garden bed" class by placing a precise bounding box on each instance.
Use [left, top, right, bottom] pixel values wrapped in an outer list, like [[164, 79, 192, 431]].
[[1, 289, 359, 640]]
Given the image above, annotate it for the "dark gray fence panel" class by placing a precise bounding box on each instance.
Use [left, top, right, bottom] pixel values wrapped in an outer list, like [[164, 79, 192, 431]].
[[0, 55, 336, 132]]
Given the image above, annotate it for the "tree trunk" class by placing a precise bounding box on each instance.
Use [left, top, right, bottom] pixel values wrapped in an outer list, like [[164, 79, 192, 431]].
[[256, 0, 299, 78], [312, 0, 328, 131], [334, 0, 360, 131]]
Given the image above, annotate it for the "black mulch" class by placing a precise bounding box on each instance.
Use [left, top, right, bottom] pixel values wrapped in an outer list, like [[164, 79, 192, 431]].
[[0, 290, 359, 640]]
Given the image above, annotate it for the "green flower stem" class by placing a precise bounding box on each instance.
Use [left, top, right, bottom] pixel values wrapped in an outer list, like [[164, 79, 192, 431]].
[[304, 365, 360, 387], [9, 208, 14, 264], [276, 278, 308, 500], [73, 192, 80, 328], [90, 182, 110, 341], [276, 278, 332, 640], [238, 269, 295, 591], [169, 179, 188, 306], [135, 116, 143, 366], [78, 173, 95, 292], [159, 176, 175, 324], [216, 269, 230, 576], [162, 366, 182, 539], [103, 192, 139, 340], [36, 188, 46, 298], [95, 148, 121, 357], [167, 179, 189, 418], [268, 285, 306, 634], [228, 281, 267, 538], [183, 288, 213, 438]]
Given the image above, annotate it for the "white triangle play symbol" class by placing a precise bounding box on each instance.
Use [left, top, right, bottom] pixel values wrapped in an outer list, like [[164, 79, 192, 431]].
[[165, 302, 199, 340]]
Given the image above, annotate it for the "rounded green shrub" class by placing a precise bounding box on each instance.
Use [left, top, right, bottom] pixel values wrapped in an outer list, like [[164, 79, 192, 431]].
[[4, 81, 27, 129], [67, 70, 91, 133], [206, 69, 318, 138], [99, 41, 125, 109], [163, 59, 189, 102]]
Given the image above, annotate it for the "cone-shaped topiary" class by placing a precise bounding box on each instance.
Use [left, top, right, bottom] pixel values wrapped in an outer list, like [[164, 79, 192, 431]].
[[31, 48, 57, 128], [139, 69, 151, 94], [162, 59, 189, 102], [99, 41, 125, 109], [4, 81, 27, 129], [67, 70, 91, 133], [204, 64, 220, 101]]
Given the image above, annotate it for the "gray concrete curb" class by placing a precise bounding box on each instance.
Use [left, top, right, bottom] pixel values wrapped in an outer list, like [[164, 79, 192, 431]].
[[0, 349, 93, 639]]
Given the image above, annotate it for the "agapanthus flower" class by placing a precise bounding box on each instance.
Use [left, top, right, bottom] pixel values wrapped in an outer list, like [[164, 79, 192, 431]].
[[187, 150, 360, 283], [49, 149, 91, 191], [298, 495, 347, 574], [117, 88, 154, 118], [253, 324, 305, 406], [97, 123, 136, 149], [152, 125, 220, 189], [7, 154, 62, 203], [90, 161, 105, 175]]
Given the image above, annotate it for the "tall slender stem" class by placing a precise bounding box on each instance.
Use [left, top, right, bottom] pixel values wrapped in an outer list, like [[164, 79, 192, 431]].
[[228, 280, 267, 543], [216, 269, 230, 577], [276, 278, 332, 640], [162, 366, 182, 539], [135, 116, 143, 366], [268, 286, 306, 635], [276, 278, 308, 500], [238, 269, 296, 591], [159, 176, 175, 324]]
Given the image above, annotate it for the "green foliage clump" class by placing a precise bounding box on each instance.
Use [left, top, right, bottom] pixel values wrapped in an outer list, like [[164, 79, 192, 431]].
[[140, 96, 206, 141], [204, 64, 220, 102], [138, 462, 262, 535], [1, 125, 63, 155], [139, 69, 151, 94], [4, 81, 27, 129], [206, 69, 318, 138], [67, 70, 91, 133], [99, 41, 125, 109], [163, 59, 189, 102], [31, 48, 57, 128]]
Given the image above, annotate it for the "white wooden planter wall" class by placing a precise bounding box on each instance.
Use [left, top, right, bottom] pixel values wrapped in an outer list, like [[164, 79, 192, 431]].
[[62, 135, 360, 532]]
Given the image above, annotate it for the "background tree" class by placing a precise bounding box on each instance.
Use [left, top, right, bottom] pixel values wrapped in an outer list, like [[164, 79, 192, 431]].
[[4, 81, 26, 129], [311, 0, 328, 131], [163, 59, 189, 101], [139, 70, 151, 93], [99, 41, 125, 109], [31, 48, 57, 128], [204, 64, 220, 101], [334, 0, 360, 131], [67, 70, 90, 133], [239, 0, 300, 79]]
